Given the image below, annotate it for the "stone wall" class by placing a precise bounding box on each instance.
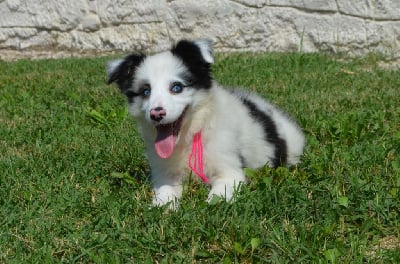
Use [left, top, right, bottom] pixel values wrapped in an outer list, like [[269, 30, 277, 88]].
[[0, 0, 399, 60]]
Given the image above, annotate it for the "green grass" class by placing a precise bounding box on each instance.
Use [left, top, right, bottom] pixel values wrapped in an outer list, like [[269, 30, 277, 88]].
[[1, 52, 399, 263]]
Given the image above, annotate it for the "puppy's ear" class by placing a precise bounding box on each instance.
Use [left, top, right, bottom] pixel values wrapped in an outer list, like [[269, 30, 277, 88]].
[[172, 39, 214, 89], [106, 54, 145, 85], [106, 59, 123, 84], [172, 39, 214, 65], [193, 39, 214, 64]]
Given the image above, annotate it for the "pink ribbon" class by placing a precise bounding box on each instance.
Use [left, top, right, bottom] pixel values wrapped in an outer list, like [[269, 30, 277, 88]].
[[188, 131, 209, 183]]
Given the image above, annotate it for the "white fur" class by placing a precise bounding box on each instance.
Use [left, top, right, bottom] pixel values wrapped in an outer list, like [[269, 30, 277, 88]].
[[193, 39, 214, 64], [106, 59, 123, 77], [107, 40, 305, 208]]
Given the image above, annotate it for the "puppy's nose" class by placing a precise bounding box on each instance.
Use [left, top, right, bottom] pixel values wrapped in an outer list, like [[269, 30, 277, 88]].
[[150, 107, 166, 122]]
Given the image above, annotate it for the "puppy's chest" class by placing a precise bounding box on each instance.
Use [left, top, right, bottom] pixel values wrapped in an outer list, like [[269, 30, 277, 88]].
[[167, 135, 215, 178]]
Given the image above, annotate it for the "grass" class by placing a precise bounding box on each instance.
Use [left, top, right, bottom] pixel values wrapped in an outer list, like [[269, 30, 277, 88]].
[[1, 52, 399, 263]]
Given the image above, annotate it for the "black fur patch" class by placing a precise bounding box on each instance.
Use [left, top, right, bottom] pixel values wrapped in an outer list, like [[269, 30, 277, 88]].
[[107, 54, 145, 101], [171, 40, 212, 89], [240, 98, 287, 167]]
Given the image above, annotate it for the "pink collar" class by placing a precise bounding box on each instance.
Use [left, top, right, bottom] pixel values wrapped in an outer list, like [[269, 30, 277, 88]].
[[188, 131, 209, 183]]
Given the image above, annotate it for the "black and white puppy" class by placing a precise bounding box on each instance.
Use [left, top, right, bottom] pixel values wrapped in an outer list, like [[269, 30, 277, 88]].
[[106, 39, 305, 207]]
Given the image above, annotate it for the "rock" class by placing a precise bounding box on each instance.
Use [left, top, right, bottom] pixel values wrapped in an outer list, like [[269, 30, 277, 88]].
[[80, 14, 101, 32], [268, 0, 337, 12], [0, 0, 399, 60], [337, 0, 400, 20]]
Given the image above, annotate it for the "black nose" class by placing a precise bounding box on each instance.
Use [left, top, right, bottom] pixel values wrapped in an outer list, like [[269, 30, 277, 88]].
[[150, 107, 166, 122]]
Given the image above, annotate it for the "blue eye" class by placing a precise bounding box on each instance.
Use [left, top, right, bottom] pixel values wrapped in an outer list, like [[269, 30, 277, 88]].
[[141, 85, 151, 98], [143, 88, 151, 97], [170, 82, 184, 94]]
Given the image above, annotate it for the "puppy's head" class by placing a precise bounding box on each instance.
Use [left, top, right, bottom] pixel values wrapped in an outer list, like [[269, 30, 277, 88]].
[[107, 39, 214, 159]]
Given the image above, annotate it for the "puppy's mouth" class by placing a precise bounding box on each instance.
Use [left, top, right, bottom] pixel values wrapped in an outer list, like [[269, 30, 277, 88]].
[[154, 107, 188, 159]]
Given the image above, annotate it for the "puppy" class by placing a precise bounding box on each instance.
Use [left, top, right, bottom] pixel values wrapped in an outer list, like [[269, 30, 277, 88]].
[[106, 39, 305, 207]]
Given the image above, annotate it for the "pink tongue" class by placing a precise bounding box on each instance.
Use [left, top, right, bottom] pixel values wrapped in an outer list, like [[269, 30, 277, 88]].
[[154, 125, 176, 159]]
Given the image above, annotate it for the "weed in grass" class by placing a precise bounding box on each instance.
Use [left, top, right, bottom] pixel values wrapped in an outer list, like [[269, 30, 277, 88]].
[[0, 53, 399, 263]]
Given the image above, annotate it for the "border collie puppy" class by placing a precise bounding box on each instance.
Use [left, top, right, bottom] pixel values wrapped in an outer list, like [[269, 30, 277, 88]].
[[106, 39, 305, 207]]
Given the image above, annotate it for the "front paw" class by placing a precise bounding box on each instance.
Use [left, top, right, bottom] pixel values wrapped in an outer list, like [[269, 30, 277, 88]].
[[152, 185, 181, 209], [207, 183, 234, 203]]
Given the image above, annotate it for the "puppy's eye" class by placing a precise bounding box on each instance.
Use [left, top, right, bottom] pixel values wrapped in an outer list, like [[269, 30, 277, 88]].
[[143, 88, 151, 97], [170, 82, 184, 94], [141, 84, 151, 98]]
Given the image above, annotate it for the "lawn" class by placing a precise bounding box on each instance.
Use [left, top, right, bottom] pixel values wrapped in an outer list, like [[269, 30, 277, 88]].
[[0, 52, 399, 263]]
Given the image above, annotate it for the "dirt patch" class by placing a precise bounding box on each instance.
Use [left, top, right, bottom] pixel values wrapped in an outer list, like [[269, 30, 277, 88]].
[[365, 235, 400, 258]]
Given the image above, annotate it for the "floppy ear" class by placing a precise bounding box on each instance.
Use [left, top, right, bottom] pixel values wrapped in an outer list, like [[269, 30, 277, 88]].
[[193, 39, 214, 64], [106, 54, 145, 85], [172, 39, 214, 65], [171, 39, 214, 89], [106, 59, 124, 84]]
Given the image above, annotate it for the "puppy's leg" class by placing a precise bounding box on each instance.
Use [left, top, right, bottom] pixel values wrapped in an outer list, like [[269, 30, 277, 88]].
[[207, 169, 246, 202], [152, 179, 182, 209]]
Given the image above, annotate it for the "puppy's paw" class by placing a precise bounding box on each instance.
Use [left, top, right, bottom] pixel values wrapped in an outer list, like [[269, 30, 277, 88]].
[[207, 183, 235, 203], [152, 185, 181, 209], [207, 179, 244, 203]]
